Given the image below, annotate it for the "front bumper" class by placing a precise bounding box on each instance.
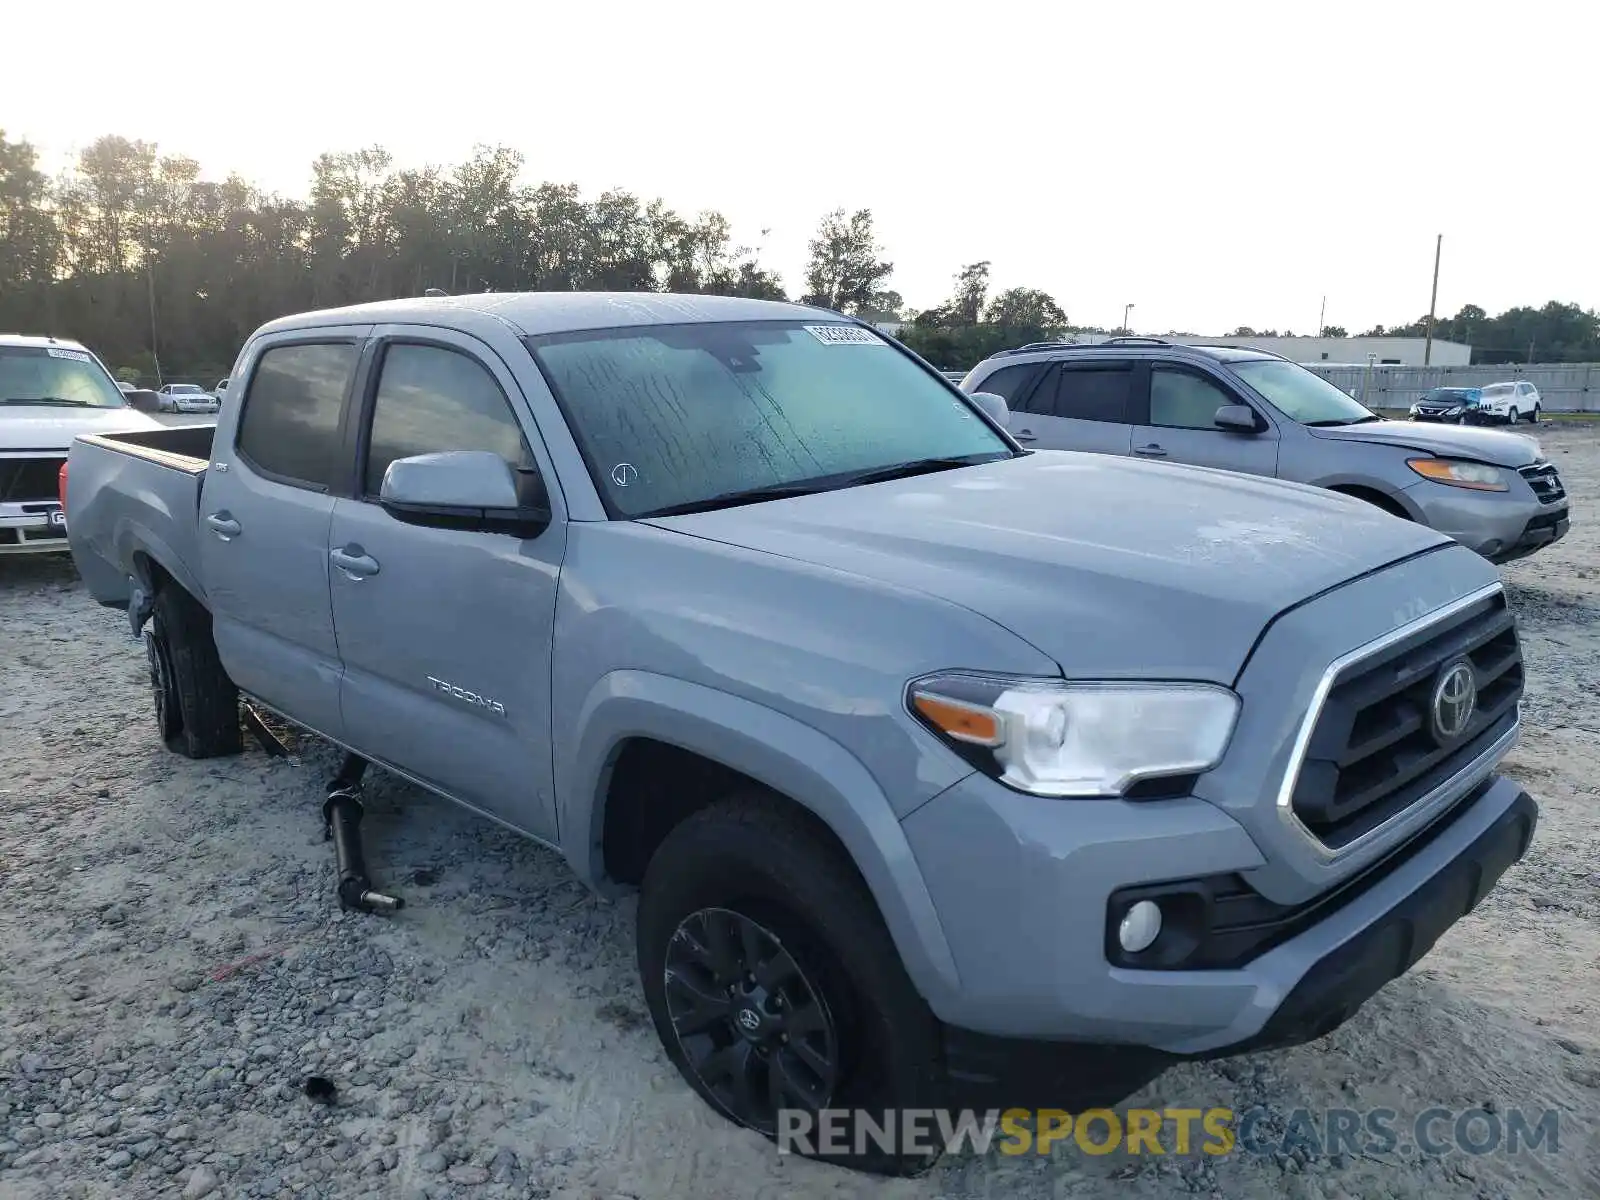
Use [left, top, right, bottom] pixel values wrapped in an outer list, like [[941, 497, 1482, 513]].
[[934, 784, 1537, 1106], [0, 504, 69, 554], [1410, 406, 1495, 425], [1400, 477, 1570, 563], [902, 767, 1533, 1051]]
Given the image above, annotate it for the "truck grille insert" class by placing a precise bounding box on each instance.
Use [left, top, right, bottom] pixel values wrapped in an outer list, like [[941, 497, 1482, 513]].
[[0, 456, 66, 503], [1288, 590, 1522, 850], [1519, 461, 1566, 505]]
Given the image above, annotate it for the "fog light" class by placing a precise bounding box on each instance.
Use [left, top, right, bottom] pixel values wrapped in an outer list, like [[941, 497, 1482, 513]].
[[1118, 900, 1163, 953]]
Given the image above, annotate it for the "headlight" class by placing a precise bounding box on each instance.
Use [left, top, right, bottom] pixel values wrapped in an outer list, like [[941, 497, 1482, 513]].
[[1406, 457, 1509, 492], [908, 674, 1240, 798]]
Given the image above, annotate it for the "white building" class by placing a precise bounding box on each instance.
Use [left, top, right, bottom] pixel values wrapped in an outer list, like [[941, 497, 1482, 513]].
[[1052, 332, 1472, 367], [1172, 336, 1472, 367]]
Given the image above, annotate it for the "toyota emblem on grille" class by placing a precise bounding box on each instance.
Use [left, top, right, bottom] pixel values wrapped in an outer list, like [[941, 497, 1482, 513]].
[[1429, 659, 1477, 744]]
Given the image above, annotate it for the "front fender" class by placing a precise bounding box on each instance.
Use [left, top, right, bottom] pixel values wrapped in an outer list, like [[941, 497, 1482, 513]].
[[560, 669, 964, 1007], [1308, 471, 1425, 521]]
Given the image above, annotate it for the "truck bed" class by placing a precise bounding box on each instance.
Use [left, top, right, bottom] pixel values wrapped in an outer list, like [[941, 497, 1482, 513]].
[[66, 425, 216, 611]]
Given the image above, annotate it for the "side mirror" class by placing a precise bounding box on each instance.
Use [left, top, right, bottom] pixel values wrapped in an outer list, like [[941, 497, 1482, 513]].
[[379, 450, 551, 538], [969, 390, 1010, 427], [1213, 404, 1260, 433]]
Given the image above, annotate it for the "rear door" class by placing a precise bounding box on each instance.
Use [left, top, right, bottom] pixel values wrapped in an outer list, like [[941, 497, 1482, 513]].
[[1008, 361, 1138, 455], [1130, 362, 1280, 477], [198, 328, 369, 739], [327, 325, 567, 840]]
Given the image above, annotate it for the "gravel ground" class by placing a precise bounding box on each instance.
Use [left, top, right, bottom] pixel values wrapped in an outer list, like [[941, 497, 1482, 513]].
[[2, 424, 1598, 1200]]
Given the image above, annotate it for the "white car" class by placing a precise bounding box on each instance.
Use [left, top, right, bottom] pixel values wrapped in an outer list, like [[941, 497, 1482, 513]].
[[1475, 381, 1542, 425], [213, 378, 230, 404], [1, 335, 162, 554], [157, 383, 220, 414]]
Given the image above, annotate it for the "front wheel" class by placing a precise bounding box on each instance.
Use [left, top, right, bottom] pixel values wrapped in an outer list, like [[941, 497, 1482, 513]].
[[637, 796, 945, 1176], [1526, 404, 1541, 424]]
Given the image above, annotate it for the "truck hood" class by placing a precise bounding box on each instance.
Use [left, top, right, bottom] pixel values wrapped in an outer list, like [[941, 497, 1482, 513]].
[[1309, 419, 1540, 467], [0, 405, 162, 451], [642, 451, 1448, 684]]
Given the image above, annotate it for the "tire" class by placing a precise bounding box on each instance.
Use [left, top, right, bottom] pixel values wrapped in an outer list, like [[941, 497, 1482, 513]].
[[148, 583, 241, 758], [1526, 404, 1540, 424], [1455, 414, 1468, 425], [637, 795, 945, 1176]]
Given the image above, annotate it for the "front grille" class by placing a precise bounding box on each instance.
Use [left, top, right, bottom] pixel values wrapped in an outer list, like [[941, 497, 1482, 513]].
[[1289, 590, 1522, 850], [1519, 461, 1566, 505], [0, 456, 65, 503]]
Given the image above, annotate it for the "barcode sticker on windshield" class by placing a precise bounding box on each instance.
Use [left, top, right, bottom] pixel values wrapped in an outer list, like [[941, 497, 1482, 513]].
[[46, 348, 92, 362], [804, 325, 885, 346]]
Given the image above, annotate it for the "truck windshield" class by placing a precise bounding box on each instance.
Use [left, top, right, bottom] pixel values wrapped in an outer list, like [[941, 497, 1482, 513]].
[[0, 346, 128, 409], [1231, 359, 1380, 427], [526, 321, 1015, 518]]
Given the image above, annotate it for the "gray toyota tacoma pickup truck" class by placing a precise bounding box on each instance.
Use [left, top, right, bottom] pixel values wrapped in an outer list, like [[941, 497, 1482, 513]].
[[66, 293, 1537, 1173]]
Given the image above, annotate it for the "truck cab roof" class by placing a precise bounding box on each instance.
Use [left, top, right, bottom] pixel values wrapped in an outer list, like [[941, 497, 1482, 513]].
[[256, 291, 836, 339]]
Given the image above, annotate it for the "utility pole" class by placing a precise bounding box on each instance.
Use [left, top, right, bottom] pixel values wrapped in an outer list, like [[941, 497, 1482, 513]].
[[1122, 302, 1135, 334], [1423, 234, 1442, 366], [146, 255, 162, 387], [1318, 295, 1326, 337]]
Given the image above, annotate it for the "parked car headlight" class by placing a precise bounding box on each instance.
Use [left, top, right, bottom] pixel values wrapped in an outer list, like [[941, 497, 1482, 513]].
[[1406, 457, 1509, 491], [908, 674, 1240, 797]]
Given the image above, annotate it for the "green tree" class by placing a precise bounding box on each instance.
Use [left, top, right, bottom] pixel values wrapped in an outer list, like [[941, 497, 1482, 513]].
[[987, 287, 1067, 334], [799, 208, 894, 315]]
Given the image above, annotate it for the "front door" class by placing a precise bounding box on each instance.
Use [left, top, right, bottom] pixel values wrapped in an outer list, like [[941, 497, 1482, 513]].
[[1131, 364, 1280, 477], [198, 333, 368, 739], [327, 327, 566, 841]]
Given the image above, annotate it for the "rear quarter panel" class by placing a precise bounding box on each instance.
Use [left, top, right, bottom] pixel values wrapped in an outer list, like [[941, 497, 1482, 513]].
[[67, 434, 208, 608]]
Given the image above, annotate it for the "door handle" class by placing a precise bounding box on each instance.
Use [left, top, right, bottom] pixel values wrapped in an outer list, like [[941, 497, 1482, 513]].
[[330, 547, 380, 579], [205, 513, 241, 540], [1013, 429, 1038, 442], [1134, 444, 1168, 458]]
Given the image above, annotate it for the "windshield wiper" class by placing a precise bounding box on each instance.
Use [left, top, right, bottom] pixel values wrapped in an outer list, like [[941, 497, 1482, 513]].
[[2, 396, 99, 407], [832, 452, 1010, 488], [636, 481, 841, 518], [1304, 415, 1382, 427], [636, 453, 1009, 519]]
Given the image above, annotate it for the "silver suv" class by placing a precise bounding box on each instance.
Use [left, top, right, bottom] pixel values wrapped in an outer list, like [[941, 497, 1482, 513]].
[[962, 338, 1570, 564]]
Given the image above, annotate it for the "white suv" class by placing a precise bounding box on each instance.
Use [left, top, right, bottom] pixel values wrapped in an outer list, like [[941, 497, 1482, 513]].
[[1476, 381, 1542, 424]]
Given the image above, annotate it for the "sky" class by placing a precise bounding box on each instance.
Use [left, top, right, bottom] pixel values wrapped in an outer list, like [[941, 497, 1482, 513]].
[[5, 0, 1595, 335]]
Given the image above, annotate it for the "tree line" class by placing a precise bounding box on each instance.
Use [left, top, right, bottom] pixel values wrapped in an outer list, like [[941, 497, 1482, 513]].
[[0, 130, 1072, 382], [1225, 300, 1600, 366], [4, 128, 1595, 381]]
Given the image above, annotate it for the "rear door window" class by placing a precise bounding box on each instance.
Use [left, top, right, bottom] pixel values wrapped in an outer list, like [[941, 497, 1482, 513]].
[[236, 342, 359, 490], [1045, 365, 1135, 422]]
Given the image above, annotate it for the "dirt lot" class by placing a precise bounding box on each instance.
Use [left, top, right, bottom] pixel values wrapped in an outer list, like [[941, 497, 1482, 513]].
[[2, 426, 1598, 1200]]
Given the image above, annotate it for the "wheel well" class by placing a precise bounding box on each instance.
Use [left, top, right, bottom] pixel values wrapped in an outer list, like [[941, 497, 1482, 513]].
[[1329, 485, 1410, 520], [135, 552, 173, 594], [599, 738, 858, 888]]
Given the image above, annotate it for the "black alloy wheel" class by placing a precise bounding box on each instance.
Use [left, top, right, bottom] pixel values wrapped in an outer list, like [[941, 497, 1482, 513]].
[[663, 906, 840, 1134], [145, 626, 181, 743]]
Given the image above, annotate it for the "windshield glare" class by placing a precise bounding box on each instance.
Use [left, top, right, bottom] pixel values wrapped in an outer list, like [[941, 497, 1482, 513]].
[[0, 346, 127, 409], [527, 320, 1013, 518], [1231, 359, 1376, 425]]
